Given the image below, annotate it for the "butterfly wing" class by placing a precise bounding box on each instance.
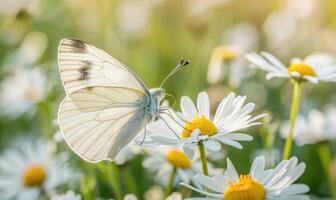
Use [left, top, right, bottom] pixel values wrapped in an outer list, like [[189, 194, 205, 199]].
[[58, 86, 148, 162], [58, 39, 152, 162], [58, 38, 148, 95]]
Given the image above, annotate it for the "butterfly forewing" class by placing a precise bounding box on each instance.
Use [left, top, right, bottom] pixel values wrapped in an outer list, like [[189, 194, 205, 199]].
[[58, 39, 148, 95]]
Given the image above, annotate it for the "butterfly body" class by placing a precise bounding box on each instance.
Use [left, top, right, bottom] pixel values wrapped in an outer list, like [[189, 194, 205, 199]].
[[57, 39, 166, 162]]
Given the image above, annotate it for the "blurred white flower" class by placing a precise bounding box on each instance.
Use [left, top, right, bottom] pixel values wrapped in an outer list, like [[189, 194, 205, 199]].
[[182, 156, 309, 200], [247, 52, 336, 83], [263, 0, 318, 56], [0, 140, 77, 200], [125, 192, 182, 200], [207, 23, 258, 87], [117, 0, 162, 37], [251, 149, 281, 169], [137, 92, 265, 159], [3, 31, 48, 67], [142, 146, 205, 187], [115, 143, 142, 165], [51, 190, 81, 200], [144, 186, 163, 200], [124, 194, 138, 200], [0, 67, 47, 118], [280, 108, 336, 145], [0, 0, 41, 16], [186, 0, 230, 17], [16, 31, 48, 64]]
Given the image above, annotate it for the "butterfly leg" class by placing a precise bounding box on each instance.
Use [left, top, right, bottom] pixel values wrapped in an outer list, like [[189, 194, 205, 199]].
[[140, 124, 147, 145]]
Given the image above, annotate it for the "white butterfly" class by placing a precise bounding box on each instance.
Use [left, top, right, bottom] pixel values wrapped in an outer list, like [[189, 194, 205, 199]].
[[57, 39, 188, 163]]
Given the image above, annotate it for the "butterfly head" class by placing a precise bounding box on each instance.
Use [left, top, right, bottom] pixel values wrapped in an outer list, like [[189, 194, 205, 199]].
[[150, 88, 165, 103]]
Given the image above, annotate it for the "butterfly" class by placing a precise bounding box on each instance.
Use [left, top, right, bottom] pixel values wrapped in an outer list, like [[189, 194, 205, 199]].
[[57, 39, 189, 163]]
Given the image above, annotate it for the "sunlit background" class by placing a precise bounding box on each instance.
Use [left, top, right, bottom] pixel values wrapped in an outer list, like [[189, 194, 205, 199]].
[[0, 0, 336, 199]]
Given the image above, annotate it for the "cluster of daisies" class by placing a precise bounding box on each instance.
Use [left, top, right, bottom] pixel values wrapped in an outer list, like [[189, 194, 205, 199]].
[[1, 50, 336, 200], [131, 51, 336, 199]]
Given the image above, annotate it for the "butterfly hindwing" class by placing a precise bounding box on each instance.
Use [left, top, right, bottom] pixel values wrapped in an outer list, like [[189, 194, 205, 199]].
[[58, 86, 148, 162]]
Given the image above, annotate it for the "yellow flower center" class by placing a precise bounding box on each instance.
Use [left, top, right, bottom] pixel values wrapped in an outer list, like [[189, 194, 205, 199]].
[[288, 63, 316, 77], [23, 164, 47, 187], [166, 149, 192, 169], [213, 46, 237, 61], [223, 175, 266, 200], [181, 116, 217, 138]]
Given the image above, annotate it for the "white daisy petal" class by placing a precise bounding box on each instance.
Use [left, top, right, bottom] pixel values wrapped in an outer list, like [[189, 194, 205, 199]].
[[303, 75, 319, 84], [215, 133, 253, 141], [183, 145, 195, 159], [203, 140, 221, 152], [194, 174, 225, 193], [181, 96, 198, 121], [225, 158, 239, 181], [216, 137, 243, 149], [180, 183, 222, 198], [197, 92, 210, 118], [278, 184, 310, 195], [250, 156, 265, 180], [151, 134, 179, 145]]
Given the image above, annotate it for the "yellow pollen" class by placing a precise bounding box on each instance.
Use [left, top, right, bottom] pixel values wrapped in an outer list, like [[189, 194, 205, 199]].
[[223, 175, 266, 200], [181, 116, 217, 138], [23, 164, 47, 187], [166, 149, 192, 169], [288, 63, 316, 77], [213, 46, 237, 61]]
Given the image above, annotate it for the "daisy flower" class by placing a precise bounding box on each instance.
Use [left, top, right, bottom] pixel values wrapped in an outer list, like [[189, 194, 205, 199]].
[[182, 156, 309, 200], [247, 52, 336, 159], [143, 146, 208, 189], [0, 0, 41, 16], [51, 190, 81, 200], [207, 23, 258, 87], [0, 140, 77, 200], [138, 92, 265, 160], [281, 108, 336, 198], [280, 108, 336, 145], [0, 67, 47, 118], [246, 52, 336, 83]]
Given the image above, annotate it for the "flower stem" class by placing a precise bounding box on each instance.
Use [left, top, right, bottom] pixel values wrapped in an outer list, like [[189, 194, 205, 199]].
[[124, 165, 139, 197], [198, 142, 209, 175], [282, 81, 302, 160], [108, 162, 122, 200], [164, 167, 177, 198], [317, 142, 336, 199]]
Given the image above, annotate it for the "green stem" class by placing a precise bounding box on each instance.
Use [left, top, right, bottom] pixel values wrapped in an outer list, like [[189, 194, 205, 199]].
[[198, 142, 209, 175], [108, 162, 122, 200], [282, 81, 302, 160], [164, 167, 177, 198], [80, 176, 94, 200], [317, 143, 336, 199], [124, 165, 139, 197]]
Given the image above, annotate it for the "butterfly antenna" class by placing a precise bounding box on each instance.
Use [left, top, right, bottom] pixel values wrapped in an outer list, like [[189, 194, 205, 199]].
[[160, 58, 190, 88]]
